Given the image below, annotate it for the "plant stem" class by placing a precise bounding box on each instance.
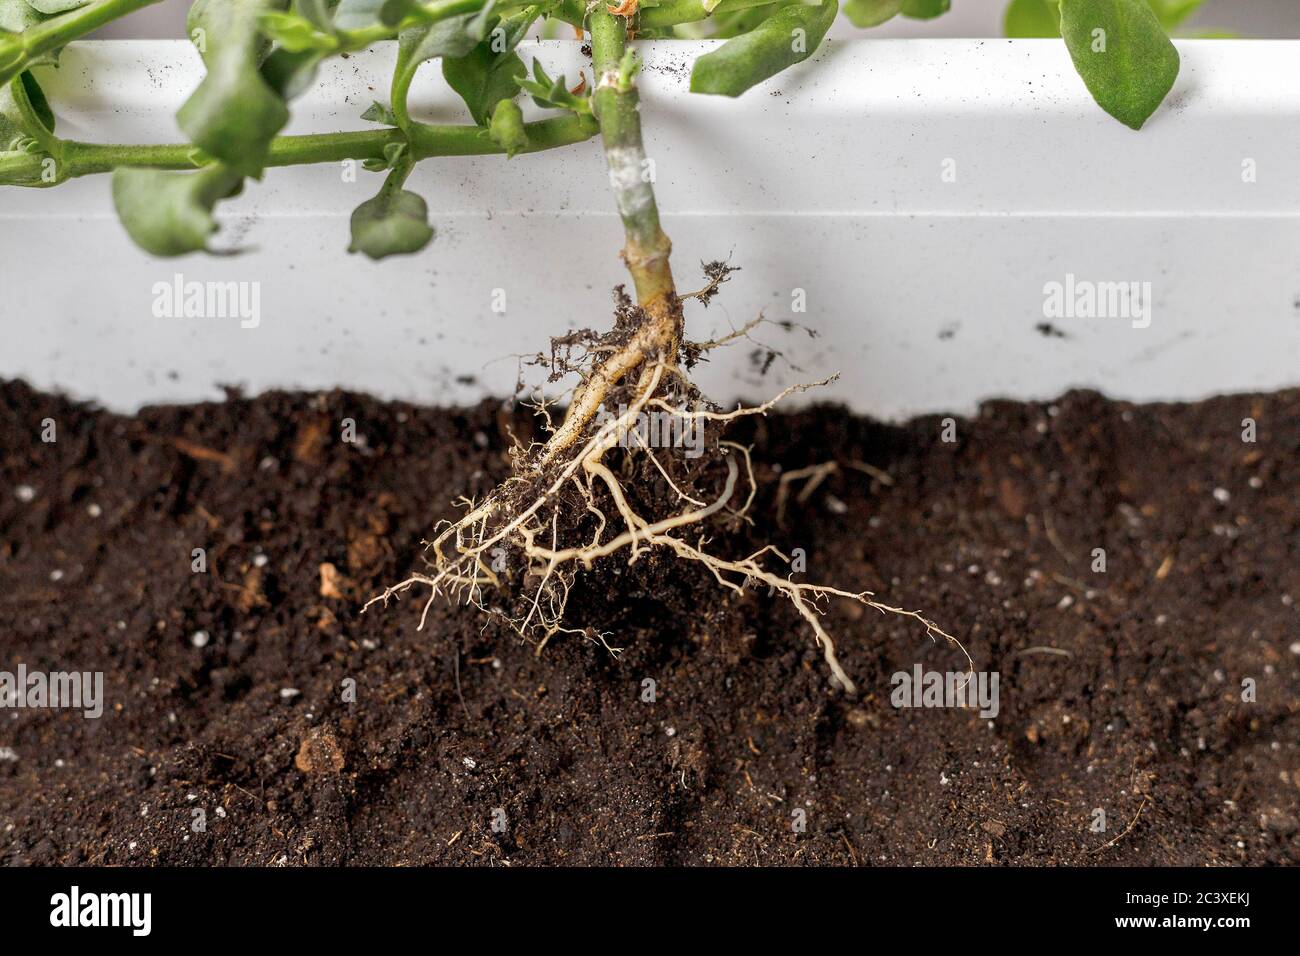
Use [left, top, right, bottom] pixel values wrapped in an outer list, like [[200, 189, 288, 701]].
[[525, 9, 682, 465], [0, 0, 162, 88], [589, 6, 679, 327], [0, 114, 598, 184]]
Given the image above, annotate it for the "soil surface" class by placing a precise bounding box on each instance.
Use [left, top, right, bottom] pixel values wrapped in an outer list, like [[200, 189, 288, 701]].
[[1, 380, 1296, 866]]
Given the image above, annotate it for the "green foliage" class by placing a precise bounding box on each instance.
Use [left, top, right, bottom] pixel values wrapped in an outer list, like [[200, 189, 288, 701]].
[[391, 2, 503, 125], [1004, 0, 1060, 37], [0, 0, 45, 33], [178, 0, 291, 177], [111, 164, 245, 256], [516, 55, 588, 114], [0, 38, 22, 91], [838, 0, 955, 29], [441, 5, 538, 124], [1, 69, 53, 150], [261, 44, 329, 99], [1146, 0, 1201, 30], [256, 0, 352, 97], [25, 0, 92, 13], [348, 153, 434, 258], [899, 0, 947, 19], [690, 0, 838, 97], [488, 97, 528, 156], [3, 1, 170, 89], [361, 99, 398, 125], [0, 0, 1187, 258], [706, 2, 785, 40], [0, 0, 57, 79], [259, 8, 336, 51], [1004, 0, 1202, 38], [843, 0, 900, 29], [444, 43, 526, 124], [361, 138, 408, 171], [0, 68, 60, 186], [1059, 0, 1180, 129], [396, 6, 491, 75], [259, 0, 428, 52], [333, 0, 396, 29]]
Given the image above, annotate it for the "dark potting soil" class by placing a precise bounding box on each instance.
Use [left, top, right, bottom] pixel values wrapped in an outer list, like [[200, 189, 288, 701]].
[[0, 379, 1296, 866]]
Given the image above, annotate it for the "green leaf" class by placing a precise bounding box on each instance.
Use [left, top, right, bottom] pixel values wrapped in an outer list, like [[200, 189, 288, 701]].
[[689, 0, 838, 98], [292, 0, 337, 28], [391, 6, 496, 123], [396, 6, 494, 78], [514, 55, 587, 115], [843, 0, 901, 28], [24, 0, 91, 13], [361, 99, 397, 124], [492, 4, 540, 50], [0, 87, 25, 152], [444, 44, 525, 125], [1004, 0, 1060, 36], [383, 0, 424, 25], [1, 0, 44, 32], [258, 10, 338, 51], [899, 0, 948, 18], [254, 2, 342, 100], [488, 97, 527, 157], [0, 71, 56, 179], [1059, 0, 1179, 130], [177, 0, 291, 178], [15, 68, 51, 132], [1, 71, 48, 140], [1145, 0, 1200, 30], [111, 164, 245, 257], [334, 0, 415, 29], [261, 45, 328, 100], [332, 0, 384, 28], [361, 138, 406, 170], [259, 0, 383, 53], [348, 158, 434, 259]]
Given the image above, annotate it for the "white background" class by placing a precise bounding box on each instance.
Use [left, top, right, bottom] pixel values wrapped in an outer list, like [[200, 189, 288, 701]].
[[4, 39, 1298, 416]]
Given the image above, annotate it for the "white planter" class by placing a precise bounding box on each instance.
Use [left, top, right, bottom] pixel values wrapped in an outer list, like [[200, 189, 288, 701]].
[[3, 38, 1298, 417]]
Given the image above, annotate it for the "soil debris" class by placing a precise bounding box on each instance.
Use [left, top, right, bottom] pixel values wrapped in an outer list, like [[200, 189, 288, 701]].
[[0, 380, 1296, 865]]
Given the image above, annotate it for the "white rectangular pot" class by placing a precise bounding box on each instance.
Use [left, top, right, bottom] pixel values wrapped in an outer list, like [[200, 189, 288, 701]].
[[3, 38, 1298, 417]]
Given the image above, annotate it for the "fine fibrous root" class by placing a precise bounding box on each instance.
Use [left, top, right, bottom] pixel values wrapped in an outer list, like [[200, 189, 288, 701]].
[[364, 279, 966, 695], [365, 8, 965, 694]]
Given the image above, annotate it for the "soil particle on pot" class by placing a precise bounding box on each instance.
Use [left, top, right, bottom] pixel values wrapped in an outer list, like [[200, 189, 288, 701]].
[[0, 380, 1296, 866]]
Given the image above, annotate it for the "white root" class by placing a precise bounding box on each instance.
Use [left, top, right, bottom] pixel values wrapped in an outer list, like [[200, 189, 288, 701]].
[[364, 359, 969, 696]]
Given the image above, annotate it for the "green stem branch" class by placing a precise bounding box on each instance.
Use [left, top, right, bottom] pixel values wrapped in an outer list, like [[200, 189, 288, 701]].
[[0, 113, 598, 184], [0, 0, 162, 88]]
